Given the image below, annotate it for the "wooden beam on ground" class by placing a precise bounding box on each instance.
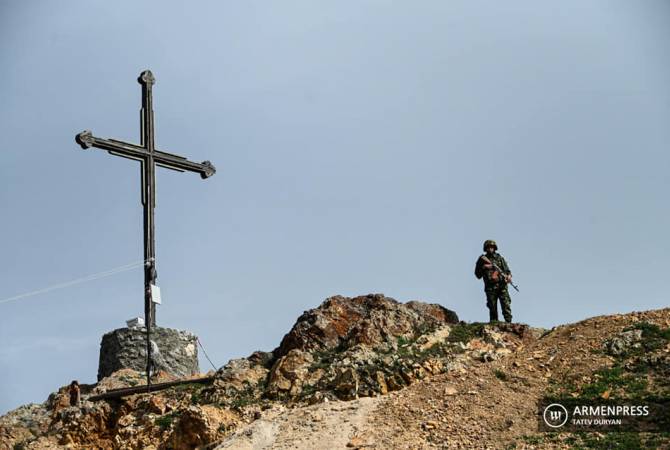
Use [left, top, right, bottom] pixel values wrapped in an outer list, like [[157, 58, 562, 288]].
[[88, 376, 215, 401]]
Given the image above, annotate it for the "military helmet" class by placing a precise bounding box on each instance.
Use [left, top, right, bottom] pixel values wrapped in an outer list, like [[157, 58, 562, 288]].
[[483, 239, 498, 251]]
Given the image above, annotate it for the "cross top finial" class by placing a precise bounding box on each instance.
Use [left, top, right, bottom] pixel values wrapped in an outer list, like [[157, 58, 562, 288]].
[[75, 130, 94, 149], [138, 70, 155, 86]]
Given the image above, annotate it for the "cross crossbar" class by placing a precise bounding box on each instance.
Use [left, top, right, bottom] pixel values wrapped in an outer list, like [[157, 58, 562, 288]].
[[75, 133, 215, 178]]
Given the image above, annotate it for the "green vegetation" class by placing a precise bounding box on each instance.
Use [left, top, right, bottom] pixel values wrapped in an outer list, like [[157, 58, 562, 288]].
[[308, 323, 492, 400], [540, 322, 670, 449], [418, 342, 448, 360], [578, 366, 648, 399], [396, 335, 412, 347], [190, 389, 203, 404], [446, 322, 485, 344], [577, 431, 644, 449], [167, 382, 206, 405], [521, 434, 545, 445], [550, 322, 670, 400], [311, 341, 349, 369], [512, 432, 670, 450], [539, 328, 554, 339], [118, 375, 140, 387], [493, 369, 508, 381], [155, 412, 179, 430], [229, 380, 264, 409], [623, 322, 670, 355], [309, 356, 332, 370], [300, 383, 318, 397], [172, 382, 201, 392]]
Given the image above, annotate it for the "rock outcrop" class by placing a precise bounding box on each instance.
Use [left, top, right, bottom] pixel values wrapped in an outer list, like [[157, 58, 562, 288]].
[[207, 294, 462, 404], [275, 294, 459, 357]]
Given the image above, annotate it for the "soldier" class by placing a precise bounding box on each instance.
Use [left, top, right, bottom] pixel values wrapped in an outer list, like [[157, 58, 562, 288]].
[[474, 240, 513, 323], [68, 380, 80, 407]]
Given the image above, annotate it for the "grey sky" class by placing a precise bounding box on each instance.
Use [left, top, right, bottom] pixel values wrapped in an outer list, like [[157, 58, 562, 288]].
[[1, 1, 669, 414]]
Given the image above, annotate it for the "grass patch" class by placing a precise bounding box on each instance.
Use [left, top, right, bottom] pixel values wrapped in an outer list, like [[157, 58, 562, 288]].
[[300, 383, 318, 397], [230, 395, 253, 409], [578, 366, 648, 399], [615, 322, 670, 358], [576, 431, 644, 449], [417, 342, 448, 360], [520, 434, 545, 445], [310, 341, 349, 369], [550, 379, 581, 398], [397, 336, 412, 347], [173, 382, 200, 391], [517, 432, 670, 450], [446, 323, 485, 344], [155, 412, 178, 430], [493, 369, 508, 381], [549, 322, 670, 400], [396, 336, 416, 357], [310, 359, 331, 370], [168, 382, 207, 404], [230, 379, 265, 409], [190, 389, 203, 404], [626, 323, 670, 349], [539, 322, 670, 449]]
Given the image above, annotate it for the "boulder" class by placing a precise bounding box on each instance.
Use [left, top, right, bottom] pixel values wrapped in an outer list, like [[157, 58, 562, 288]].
[[266, 349, 314, 397], [604, 329, 643, 356], [275, 293, 459, 358]]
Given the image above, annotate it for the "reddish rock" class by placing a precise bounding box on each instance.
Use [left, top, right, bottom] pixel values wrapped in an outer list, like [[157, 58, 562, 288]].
[[275, 294, 458, 357]]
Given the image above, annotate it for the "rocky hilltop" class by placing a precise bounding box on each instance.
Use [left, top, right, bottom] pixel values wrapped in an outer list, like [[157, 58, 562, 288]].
[[1, 294, 669, 449]]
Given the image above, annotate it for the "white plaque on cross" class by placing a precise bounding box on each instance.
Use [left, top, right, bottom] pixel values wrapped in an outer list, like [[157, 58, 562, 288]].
[[150, 284, 162, 305]]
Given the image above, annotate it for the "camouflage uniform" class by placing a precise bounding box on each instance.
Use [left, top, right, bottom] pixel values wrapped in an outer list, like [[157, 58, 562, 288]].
[[474, 240, 513, 323]]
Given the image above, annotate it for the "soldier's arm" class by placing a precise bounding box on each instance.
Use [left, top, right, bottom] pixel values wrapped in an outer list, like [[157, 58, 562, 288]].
[[474, 256, 484, 279]]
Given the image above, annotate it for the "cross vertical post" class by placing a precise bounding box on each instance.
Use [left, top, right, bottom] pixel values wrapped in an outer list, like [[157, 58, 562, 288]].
[[75, 70, 216, 387], [140, 70, 157, 388]]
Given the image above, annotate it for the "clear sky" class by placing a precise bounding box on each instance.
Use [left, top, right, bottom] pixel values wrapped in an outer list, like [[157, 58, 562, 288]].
[[1, 1, 669, 415]]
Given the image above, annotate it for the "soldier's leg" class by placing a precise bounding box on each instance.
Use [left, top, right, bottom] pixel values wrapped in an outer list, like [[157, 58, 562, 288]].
[[485, 290, 499, 322], [499, 288, 513, 323]]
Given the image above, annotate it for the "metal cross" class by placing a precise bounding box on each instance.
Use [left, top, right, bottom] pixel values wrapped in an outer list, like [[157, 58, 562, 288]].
[[75, 70, 215, 384]]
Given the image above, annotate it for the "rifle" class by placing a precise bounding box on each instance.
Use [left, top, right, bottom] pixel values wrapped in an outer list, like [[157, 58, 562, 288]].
[[481, 256, 520, 292]]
